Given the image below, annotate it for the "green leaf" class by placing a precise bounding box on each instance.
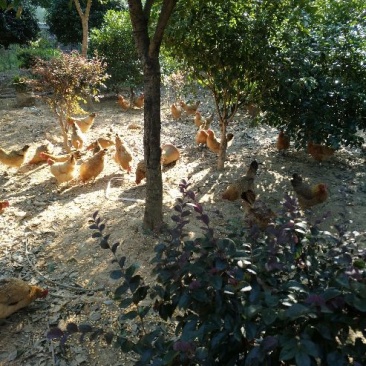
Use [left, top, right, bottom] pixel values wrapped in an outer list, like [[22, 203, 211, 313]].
[[125, 263, 140, 280], [245, 305, 262, 319], [132, 285, 148, 304], [295, 350, 311, 366], [118, 298, 133, 309], [211, 331, 228, 348], [211, 275, 223, 290], [119, 310, 138, 321], [110, 269, 123, 280], [129, 275, 141, 293], [285, 303, 309, 320], [178, 292, 191, 309], [262, 308, 277, 325], [301, 339, 319, 358], [345, 294, 366, 312], [115, 281, 129, 298], [279, 338, 297, 360], [190, 289, 209, 302], [322, 287, 342, 301], [137, 305, 150, 318], [162, 350, 179, 364]]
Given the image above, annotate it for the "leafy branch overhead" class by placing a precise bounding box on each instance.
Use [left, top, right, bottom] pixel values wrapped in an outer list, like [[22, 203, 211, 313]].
[[48, 180, 366, 365]]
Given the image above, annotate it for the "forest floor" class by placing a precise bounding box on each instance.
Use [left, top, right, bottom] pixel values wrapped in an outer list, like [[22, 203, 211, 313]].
[[0, 73, 366, 365]]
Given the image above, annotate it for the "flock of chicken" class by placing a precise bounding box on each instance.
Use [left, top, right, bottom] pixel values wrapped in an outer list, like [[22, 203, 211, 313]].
[[0, 94, 332, 319]]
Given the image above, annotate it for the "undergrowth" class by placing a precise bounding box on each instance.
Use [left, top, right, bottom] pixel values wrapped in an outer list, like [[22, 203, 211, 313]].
[[48, 179, 366, 365]]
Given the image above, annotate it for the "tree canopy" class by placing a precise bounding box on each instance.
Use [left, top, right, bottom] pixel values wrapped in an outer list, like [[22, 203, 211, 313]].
[[165, 0, 366, 151], [89, 9, 142, 89], [46, 0, 123, 46], [0, 0, 39, 48]]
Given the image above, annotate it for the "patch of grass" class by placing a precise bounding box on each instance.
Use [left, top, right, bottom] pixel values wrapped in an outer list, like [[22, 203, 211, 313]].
[[0, 45, 21, 72]]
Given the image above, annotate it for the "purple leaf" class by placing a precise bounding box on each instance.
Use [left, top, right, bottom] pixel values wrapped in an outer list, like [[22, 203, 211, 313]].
[[47, 327, 64, 340], [199, 214, 210, 226], [66, 323, 78, 333], [174, 204, 182, 212], [104, 332, 114, 345], [79, 324, 93, 333], [111, 242, 120, 254], [171, 215, 181, 222], [186, 190, 195, 200], [260, 336, 278, 352]]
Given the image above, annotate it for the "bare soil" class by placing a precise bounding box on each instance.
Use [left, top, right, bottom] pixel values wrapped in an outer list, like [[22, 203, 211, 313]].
[[0, 76, 365, 365]]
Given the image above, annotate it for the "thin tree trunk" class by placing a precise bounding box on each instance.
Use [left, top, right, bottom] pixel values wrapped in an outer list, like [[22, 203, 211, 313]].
[[127, 0, 177, 231], [218, 120, 227, 170], [143, 56, 163, 230], [74, 0, 92, 57]]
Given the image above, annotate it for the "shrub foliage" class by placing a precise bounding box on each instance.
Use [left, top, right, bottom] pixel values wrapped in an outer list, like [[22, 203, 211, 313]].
[[89, 10, 142, 91], [48, 180, 366, 365], [28, 51, 108, 150]]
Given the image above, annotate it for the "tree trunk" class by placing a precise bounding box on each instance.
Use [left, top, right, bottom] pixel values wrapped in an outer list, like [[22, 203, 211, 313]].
[[128, 0, 177, 231], [74, 0, 92, 58], [80, 17, 89, 58], [55, 108, 70, 152], [143, 56, 163, 229], [218, 119, 227, 170]]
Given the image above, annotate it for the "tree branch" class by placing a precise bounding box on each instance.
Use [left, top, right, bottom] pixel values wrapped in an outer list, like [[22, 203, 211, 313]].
[[149, 0, 177, 57], [73, 0, 85, 20], [127, 0, 150, 60], [143, 0, 154, 19]]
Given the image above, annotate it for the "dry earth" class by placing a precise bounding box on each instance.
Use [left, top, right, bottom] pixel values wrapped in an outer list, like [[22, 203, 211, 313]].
[[0, 76, 366, 365]]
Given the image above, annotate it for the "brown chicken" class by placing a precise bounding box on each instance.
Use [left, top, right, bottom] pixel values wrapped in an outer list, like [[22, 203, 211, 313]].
[[47, 153, 77, 185], [307, 141, 335, 162], [69, 121, 86, 150], [206, 130, 234, 154], [39, 151, 82, 163], [0, 278, 48, 319], [114, 134, 133, 173], [117, 95, 131, 111], [180, 100, 201, 116], [79, 149, 107, 182], [195, 129, 208, 146], [0, 200, 10, 214], [86, 138, 115, 151], [91, 140, 103, 155], [67, 113, 96, 134], [222, 160, 259, 201], [291, 173, 329, 209], [161, 144, 180, 166], [0, 145, 30, 168], [171, 103, 183, 119], [241, 190, 276, 229], [28, 142, 54, 165], [135, 160, 146, 184], [194, 111, 204, 128], [132, 92, 144, 109], [202, 113, 214, 130], [276, 130, 290, 154]]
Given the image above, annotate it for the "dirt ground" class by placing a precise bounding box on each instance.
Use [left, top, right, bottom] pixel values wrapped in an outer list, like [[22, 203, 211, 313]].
[[0, 77, 366, 365]]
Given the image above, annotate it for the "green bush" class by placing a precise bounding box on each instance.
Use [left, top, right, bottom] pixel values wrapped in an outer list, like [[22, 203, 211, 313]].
[[89, 10, 142, 91], [259, 1, 366, 149], [16, 39, 61, 69], [0, 45, 20, 71], [48, 180, 366, 365]]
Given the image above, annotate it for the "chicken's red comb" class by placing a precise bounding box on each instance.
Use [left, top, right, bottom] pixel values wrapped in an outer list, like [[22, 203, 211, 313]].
[[41, 288, 49, 297], [1, 201, 10, 208]]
